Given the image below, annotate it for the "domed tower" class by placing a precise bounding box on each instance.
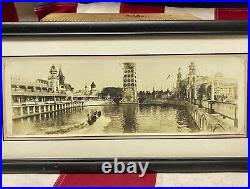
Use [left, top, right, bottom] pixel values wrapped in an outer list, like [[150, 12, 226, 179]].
[[49, 65, 57, 79], [121, 62, 138, 103], [90, 82, 97, 95], [48, 65, 59, 92]]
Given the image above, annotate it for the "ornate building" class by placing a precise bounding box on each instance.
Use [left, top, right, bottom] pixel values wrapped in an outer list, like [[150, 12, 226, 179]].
[[121, 63, 138, 103], [48, 65, 73, 93], [176, 63, 238, 103]]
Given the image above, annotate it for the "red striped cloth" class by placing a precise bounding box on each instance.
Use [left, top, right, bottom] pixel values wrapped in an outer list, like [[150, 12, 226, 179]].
[[2, 2, 248, 22], [54, 173, 157, 187], [2, 2, 248, 187], [2, 2, 19, 22]]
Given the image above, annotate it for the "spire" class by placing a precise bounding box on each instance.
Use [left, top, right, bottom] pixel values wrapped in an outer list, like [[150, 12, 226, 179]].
[[58, 65, 65, 85], [58, 65, 63, 76]]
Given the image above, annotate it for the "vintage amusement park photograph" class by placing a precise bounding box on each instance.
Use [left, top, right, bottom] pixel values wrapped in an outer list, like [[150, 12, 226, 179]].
[[3, 54, 247, 138]]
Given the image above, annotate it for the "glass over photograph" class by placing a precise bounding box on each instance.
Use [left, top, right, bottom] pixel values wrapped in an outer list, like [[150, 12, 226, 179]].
[[3, 54, 247, 139]]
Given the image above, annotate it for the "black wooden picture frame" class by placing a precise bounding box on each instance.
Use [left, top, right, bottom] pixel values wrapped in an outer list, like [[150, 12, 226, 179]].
[[2, 21, 248, 36], [2, 21, 248, 173]]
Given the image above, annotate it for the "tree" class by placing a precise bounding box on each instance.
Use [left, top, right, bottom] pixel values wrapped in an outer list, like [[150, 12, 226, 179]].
[[100, 87, 123, 104], [138, 91, 147, 103], [198, 84, 207, 107], [206, 85, 212, 100], [91, 82, 96, 89], [179, 81, 187, 99]]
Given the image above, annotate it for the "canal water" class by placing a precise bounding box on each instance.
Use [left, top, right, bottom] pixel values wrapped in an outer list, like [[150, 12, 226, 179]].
[[12, 104, 200, 136]]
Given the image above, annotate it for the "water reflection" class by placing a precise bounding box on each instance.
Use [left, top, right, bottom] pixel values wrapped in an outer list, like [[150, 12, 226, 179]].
[[122, 104, 137, 133], [12, 104, 199, 136]]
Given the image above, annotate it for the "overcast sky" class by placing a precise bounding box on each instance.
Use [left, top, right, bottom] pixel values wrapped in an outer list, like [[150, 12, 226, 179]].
[[4, 55, 246, 91]]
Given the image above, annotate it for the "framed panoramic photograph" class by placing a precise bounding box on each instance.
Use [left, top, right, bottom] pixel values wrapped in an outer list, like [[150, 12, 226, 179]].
[[2, 20, 248, 173]]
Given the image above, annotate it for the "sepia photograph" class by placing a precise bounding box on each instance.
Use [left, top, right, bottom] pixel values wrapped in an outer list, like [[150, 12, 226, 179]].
[[3, 54, 247, 139]]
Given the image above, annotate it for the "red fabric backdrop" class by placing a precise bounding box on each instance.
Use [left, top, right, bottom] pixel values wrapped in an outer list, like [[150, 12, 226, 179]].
[[2, 2, 248, 22]]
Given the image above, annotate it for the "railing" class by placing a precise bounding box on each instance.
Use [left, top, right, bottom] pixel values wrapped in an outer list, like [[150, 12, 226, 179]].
[[201, 100, 237, 120], [11, 90, 67, 97], [213, 101, 237, 120], [12, 101, 86, 119]]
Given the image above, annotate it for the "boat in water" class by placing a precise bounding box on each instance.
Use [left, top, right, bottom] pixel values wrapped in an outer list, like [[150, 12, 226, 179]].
[[87, 110, 102, 125]]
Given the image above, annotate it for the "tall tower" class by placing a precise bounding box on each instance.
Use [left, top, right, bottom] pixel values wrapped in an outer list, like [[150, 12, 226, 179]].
[[188, 62, 196, 85], [188, 62, 197, 101], [121, 63, 138, 103], [58, 66, 65, 86], [48, 65, 59, 92], [176, 67, 182, 98]]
